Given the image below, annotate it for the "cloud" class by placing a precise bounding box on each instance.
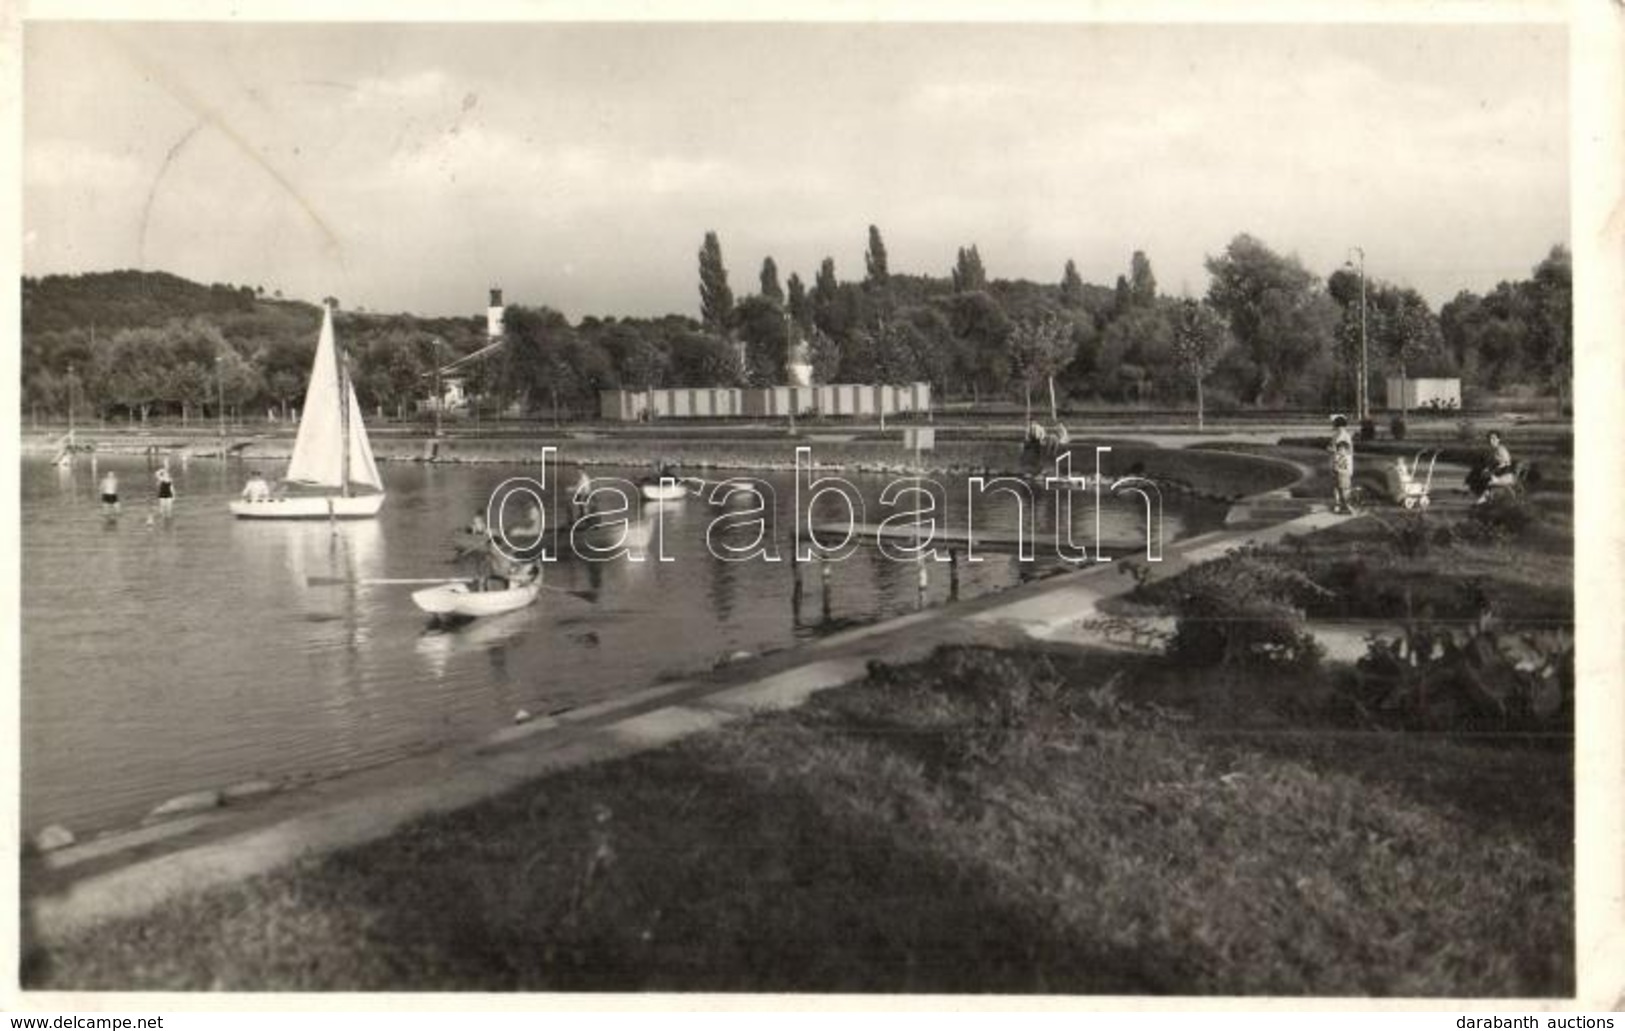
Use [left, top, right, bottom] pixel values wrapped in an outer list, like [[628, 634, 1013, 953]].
[[344, 69, 455, 108]]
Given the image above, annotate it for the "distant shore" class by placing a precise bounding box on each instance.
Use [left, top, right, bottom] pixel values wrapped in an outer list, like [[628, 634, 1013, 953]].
[[24, 424, 1310, 502]]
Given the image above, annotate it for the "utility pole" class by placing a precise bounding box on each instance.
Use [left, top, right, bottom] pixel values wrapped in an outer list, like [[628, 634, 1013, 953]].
[[432, 338, 444, 438], [1350, 246, 1368, 421]]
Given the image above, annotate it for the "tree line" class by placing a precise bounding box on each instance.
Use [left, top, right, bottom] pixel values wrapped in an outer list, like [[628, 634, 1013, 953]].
[[20, 230, 1571, 425]]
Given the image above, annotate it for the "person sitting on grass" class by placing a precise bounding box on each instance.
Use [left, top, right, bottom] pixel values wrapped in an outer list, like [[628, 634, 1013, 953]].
[[1474, 430, 1518, 504]]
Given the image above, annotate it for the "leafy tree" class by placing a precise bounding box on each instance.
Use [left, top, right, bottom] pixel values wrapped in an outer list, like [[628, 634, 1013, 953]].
[[898, 304, 955, 396], [786, 273, 811, 330], [1099, 304, 1175, 403], [937, 290, 1012, 400], [733, 295, 792, 386], [1129, 250, 1157, 308], [844, 318, 924, 384], [1172, 299, 1231, 428], [1055, 313, 1103, 400], [1527, 245, 1572, 406], [759, 257, 784, 304], [668, 331, 743, 388], [1007, 314, 1077, 415], [865, 225, 890, 286], [1204, 234, 1337, 405], [951, 245, 988, 292], [1060, 260, 1086, 309], [162, 318, 234, 423], [1112, 275, 1133, 317], [805, 326, 843, 384], [698, 231, 734, 332], [92, 327, 171, 422], [504, 305, 584, 416], [1370, 285, 1445, 417], [812, 258, 842, 337]]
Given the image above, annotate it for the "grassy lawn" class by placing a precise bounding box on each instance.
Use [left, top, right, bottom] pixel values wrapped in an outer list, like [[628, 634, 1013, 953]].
[[1123, 487, 1572, 628], [28, 643, 1572, 995]]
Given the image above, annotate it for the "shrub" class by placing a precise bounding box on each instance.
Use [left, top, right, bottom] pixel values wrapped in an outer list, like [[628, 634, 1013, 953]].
[[1390, 415, 1408, 440], [1454, 493, 1538, 544], [1370, 510, 1432, 558], [1350, 618, 1573, 733], [1165, 550, 1328, 671], [1358, 418, 1377, 442]]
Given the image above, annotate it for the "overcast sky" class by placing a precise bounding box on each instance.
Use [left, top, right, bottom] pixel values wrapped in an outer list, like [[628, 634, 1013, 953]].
[[23, 20, 1567, 321]]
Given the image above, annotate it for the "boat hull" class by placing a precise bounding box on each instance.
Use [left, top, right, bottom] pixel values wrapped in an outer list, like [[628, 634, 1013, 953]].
[[411, 581, 541, 619], [640, 482, 687, 502], [230, 493, 387, 519]]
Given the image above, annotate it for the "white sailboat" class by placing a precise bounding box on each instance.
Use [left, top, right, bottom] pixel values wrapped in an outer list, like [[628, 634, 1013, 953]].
[[230, 303, 386, 519]]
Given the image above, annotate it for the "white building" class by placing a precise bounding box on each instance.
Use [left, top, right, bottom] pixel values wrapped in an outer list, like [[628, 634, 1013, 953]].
[[1386, 377, 1461, 411]]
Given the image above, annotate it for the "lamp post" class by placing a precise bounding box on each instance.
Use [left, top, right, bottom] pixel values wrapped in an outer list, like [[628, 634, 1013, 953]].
[[1347, 247, 1368, 421], [215, 353, 225, 442], [432, 338, 444, 438]]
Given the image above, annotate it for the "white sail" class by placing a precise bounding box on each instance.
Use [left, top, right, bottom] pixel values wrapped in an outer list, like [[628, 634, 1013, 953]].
[[344, 375, 384, 490], [283, 305, 383, 493]]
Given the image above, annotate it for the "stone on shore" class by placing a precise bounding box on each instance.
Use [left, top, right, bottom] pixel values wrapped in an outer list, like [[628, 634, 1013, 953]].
[[221, 780, 279, 803], [34, 825, 75, 853], [148, 789, 222, 819]]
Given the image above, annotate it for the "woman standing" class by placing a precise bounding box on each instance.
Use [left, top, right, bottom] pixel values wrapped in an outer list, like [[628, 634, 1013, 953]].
[[99, 470, 120, 516], [154, 460, 176, 519]]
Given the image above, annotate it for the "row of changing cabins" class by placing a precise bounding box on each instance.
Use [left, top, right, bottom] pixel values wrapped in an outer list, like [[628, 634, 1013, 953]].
[[600, 383, 933, 421]]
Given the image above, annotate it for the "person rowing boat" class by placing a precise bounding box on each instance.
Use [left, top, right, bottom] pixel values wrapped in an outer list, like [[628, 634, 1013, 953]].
[[455, 511, 537, 592]]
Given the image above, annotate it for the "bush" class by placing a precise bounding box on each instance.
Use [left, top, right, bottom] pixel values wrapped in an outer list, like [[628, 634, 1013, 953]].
[[1350, 619, 1573, 733], [1203, 385, 1243, 412], [1371, 510, 1433, 558], [1390, 415, 1407, 441], [1456, 493, 1538, 543], [1358, 418, 1377, 442], [1165, 550, 1327, 671]]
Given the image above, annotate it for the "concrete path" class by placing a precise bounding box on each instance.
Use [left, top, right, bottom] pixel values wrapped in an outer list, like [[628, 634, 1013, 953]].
[[26, 502, 1359, 943]]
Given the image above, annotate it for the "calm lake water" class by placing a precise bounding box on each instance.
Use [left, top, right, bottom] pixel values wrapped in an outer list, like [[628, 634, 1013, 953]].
[[21, 453, 1211, 836]]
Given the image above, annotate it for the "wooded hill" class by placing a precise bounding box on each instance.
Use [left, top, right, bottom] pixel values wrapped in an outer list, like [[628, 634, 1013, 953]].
[[20, 229, 1571, 424]]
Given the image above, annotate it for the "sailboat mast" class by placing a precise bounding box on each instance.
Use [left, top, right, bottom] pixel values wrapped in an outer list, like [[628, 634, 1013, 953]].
[[335, 304, 352, 498]]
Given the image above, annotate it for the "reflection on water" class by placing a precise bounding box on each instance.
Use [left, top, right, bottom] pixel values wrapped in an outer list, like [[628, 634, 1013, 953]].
[[21, 455, 1215, 836]]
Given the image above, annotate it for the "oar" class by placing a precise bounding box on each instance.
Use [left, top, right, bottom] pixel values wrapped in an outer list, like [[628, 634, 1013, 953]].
[[539, 583, 598, 603], [306, 574, 597, 603], [307, 576, 467, 587]]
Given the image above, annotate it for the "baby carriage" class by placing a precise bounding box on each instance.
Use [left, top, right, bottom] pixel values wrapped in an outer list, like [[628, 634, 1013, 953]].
[[1386, 449, 1440, 510]]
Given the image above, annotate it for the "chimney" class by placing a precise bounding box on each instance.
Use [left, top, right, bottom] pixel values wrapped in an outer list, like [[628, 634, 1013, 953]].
[[487, 286, 505, 338]]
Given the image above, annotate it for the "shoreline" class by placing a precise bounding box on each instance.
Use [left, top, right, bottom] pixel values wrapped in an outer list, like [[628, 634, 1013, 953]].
[[23, 491, 1578, 995]]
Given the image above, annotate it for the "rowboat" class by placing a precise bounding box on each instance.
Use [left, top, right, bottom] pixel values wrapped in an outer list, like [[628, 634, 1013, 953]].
[[411, 580, 541, 620], [231, 303, 386, 519], [639, 479, 688, 502]]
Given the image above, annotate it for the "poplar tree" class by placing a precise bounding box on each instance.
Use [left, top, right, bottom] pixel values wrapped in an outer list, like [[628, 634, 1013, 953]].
[[760, 257, 784, 304], [1061, 260, 1086, 309], [865, 225, 890, 285], [1130, 250, 1157, 308], [787, 272, 811, 329], [698, 231, 734, 332], [951, 245, 987, 292]]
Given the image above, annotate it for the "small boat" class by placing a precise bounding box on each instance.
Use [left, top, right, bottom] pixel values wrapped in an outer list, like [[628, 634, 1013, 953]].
[[639, 479, 688, 502], [231, 303, 386, 519], [411, 580, 541, 620]]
